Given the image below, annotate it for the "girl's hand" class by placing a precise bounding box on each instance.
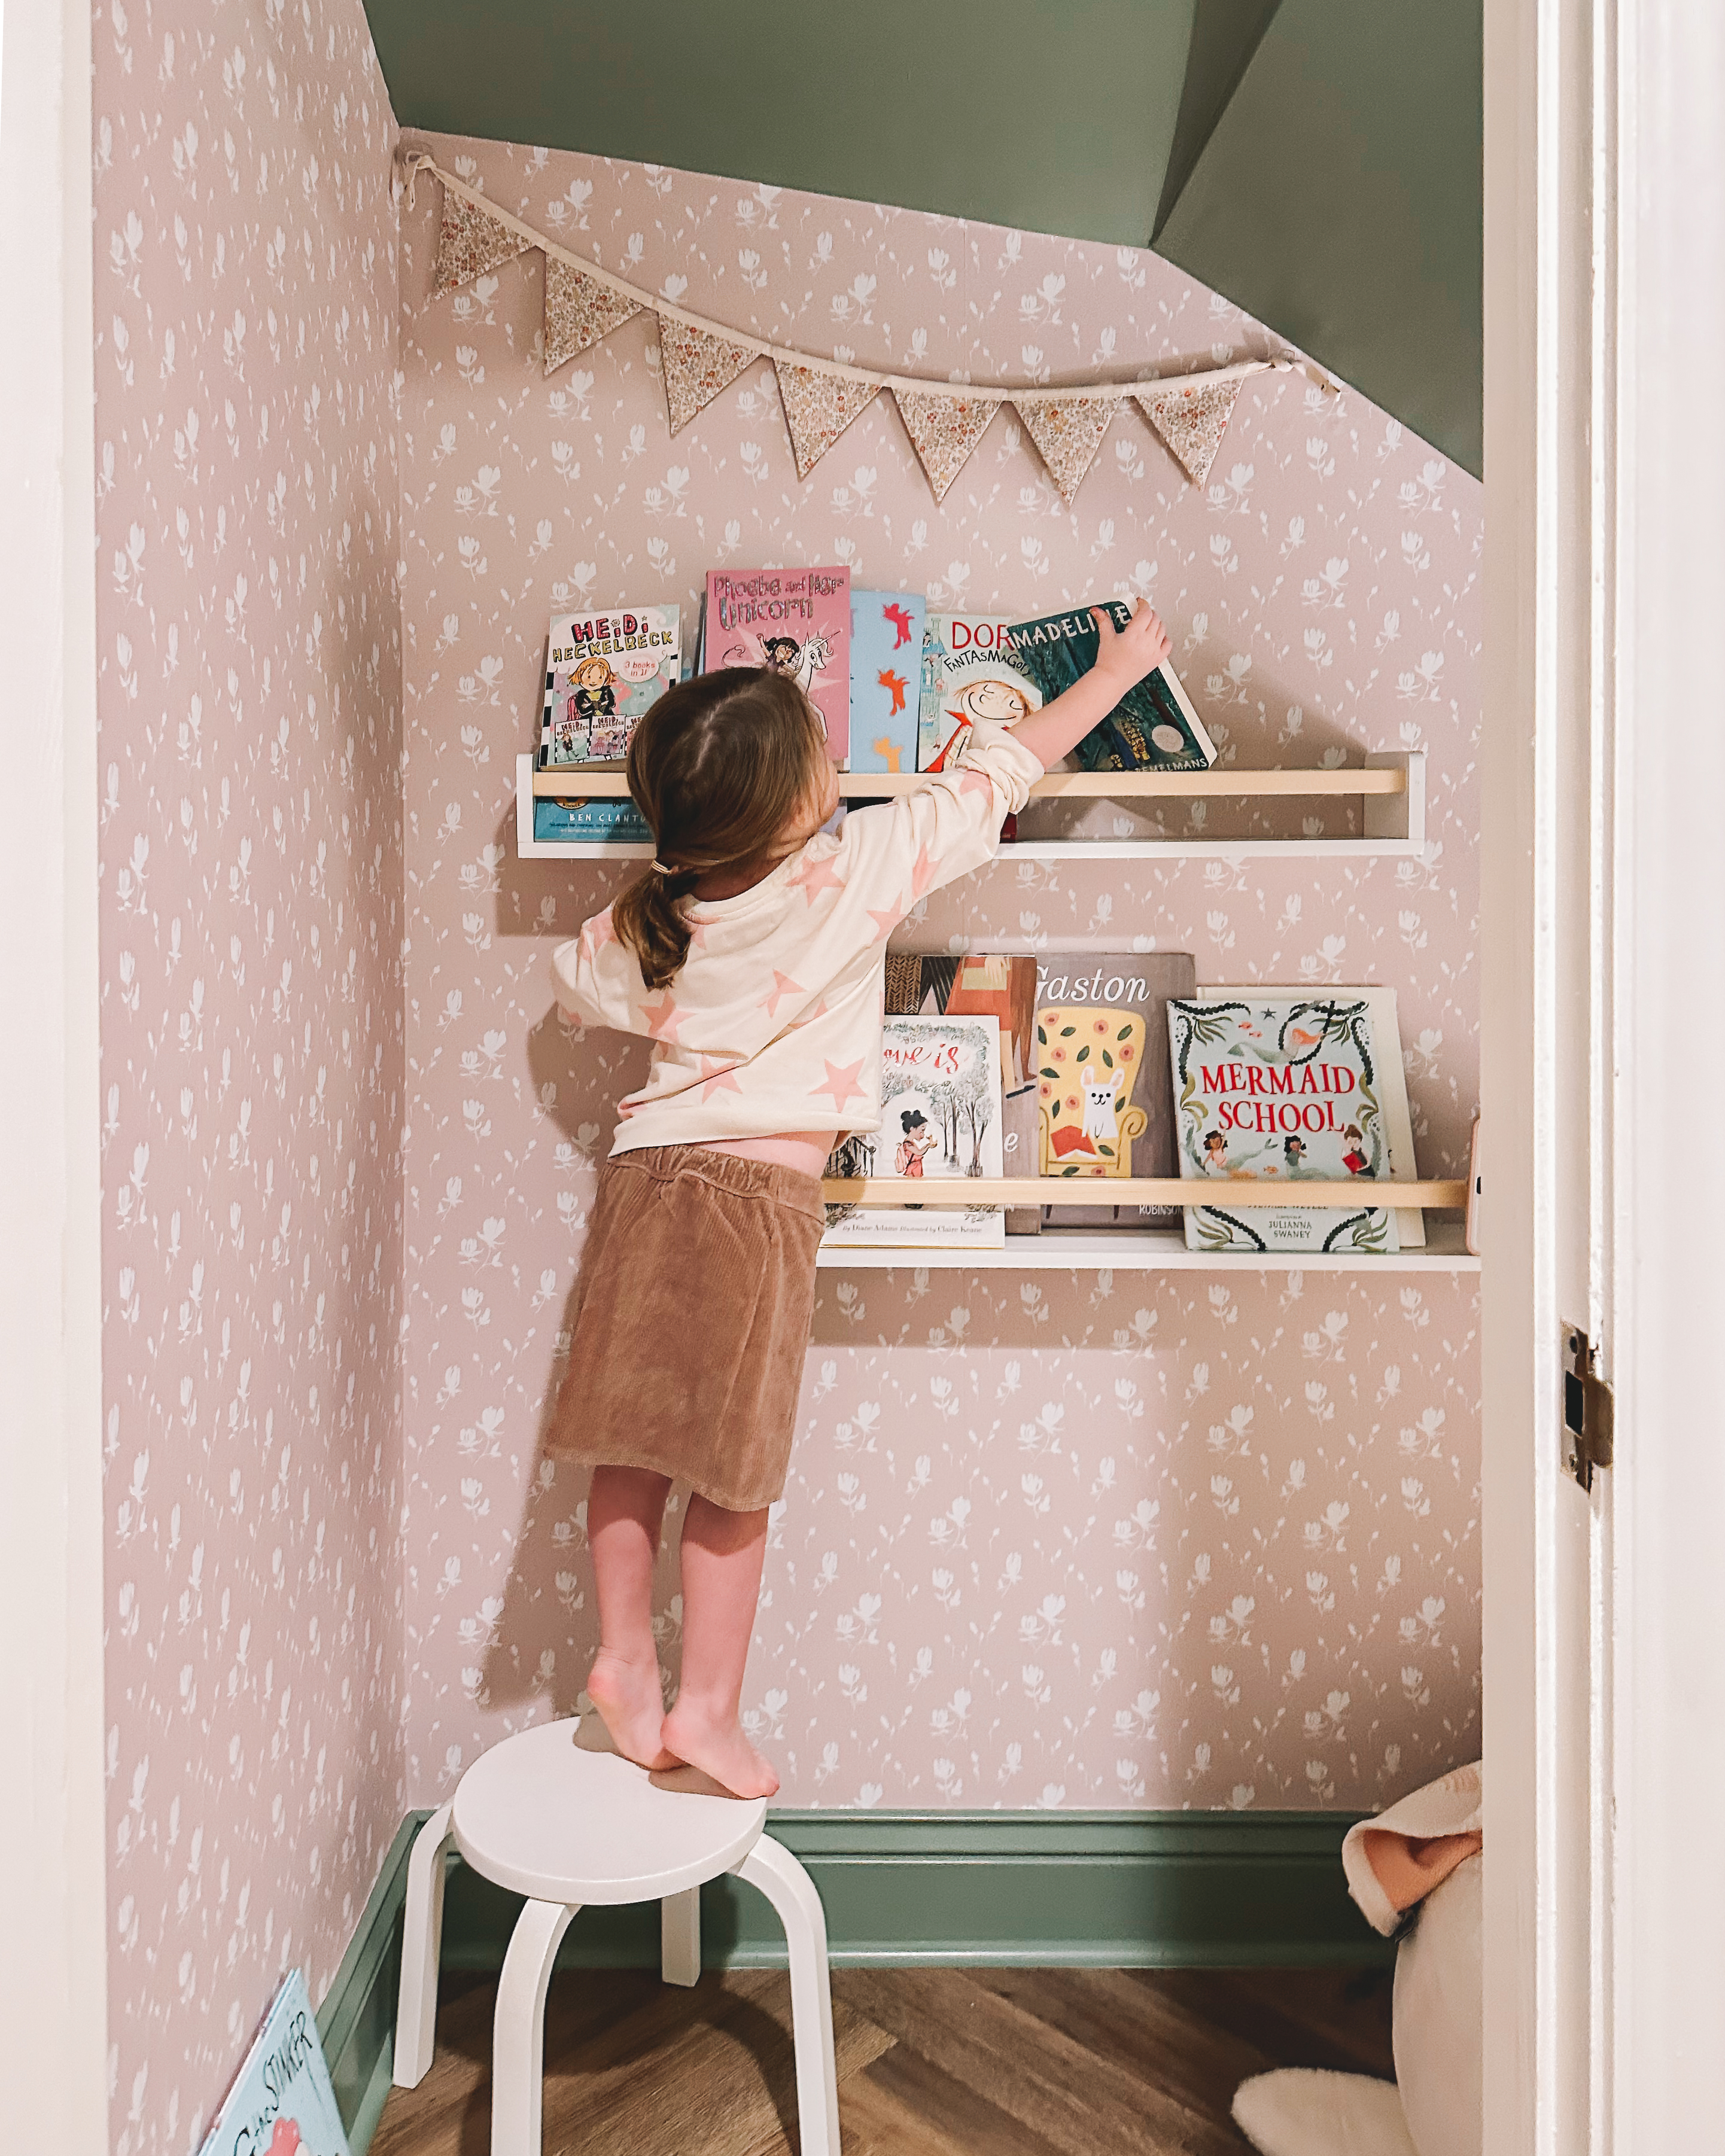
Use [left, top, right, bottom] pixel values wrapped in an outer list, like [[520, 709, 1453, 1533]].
[[1090, 602, 1172, 690]]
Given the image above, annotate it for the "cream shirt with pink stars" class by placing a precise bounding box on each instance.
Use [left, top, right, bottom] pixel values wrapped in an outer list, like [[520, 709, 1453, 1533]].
[[551, 718, 1044, 1155]]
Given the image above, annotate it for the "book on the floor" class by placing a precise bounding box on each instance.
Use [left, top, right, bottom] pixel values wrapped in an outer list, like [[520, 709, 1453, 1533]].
[[1034, 952, 1196, 1228], [1006, 598, 1215, 772], [539, 605, 681, 770], [702, 566, 851, 763], [849, 590, 926, 775], [194, 1968, 351, 2156], [534, 796, 653, 845], [823, 1012, 1006, 1248], [885, 951, 1040, 1232], [1167, 994, 1405, 1253], [917, 611, 1043, 771]]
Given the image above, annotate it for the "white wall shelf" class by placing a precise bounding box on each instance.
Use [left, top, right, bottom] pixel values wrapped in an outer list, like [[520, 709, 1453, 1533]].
[[515, 750, 1427, 861], [816, 1220, 1478, 1273]]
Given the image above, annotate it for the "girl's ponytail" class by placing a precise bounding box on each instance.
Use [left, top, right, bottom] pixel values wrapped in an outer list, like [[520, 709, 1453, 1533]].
[[611, 667, 829, 992]]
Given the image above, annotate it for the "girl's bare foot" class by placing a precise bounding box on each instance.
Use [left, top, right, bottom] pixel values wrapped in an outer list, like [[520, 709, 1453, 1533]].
[[661, 1697, 780, 1799], [586, 1646, 679, 1771]]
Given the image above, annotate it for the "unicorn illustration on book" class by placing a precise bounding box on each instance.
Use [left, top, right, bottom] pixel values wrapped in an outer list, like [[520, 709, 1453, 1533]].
[[723, 628, 835, 712]]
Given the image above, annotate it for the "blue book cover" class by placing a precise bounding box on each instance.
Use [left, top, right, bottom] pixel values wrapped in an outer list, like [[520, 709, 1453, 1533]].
[[195, 1969, 350, 2156], [534, 796, 652, 843], [849, 589, 925, 774]]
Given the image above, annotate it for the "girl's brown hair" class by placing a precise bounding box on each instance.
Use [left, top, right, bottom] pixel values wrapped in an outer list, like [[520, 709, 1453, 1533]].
[[611, 667, 829, 989]]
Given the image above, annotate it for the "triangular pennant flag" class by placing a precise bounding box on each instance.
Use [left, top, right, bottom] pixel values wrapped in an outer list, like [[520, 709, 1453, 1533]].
[[543, 257, 643, 375], [774, 361, 880, 480], [432, 188, 533, 296], [890, 388, 999, 503], [1133, 377, 1243, 487], [1014, 394, 1120, 504], [659, 316, 759, 435]]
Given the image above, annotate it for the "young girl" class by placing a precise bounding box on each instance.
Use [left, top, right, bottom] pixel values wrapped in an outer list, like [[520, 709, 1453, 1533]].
[[549, 601, 1173, 1796]]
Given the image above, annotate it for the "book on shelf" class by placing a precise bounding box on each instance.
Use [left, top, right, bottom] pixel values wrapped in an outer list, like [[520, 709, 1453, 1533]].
[[533, 795, 652, 845], [823, 1012, 1006, 1249], [194, 1968, 351, 2156], [1167, 991, 1415, 1253], [884, 951, 1040, 1232], [1006, 597, 1216, 772], [917, 611, 1043, 772], [702, 567, 851, 763], [849, 590, 926, 775], [539, 606, 680, 771], [1033, 952, 1196, 1228]]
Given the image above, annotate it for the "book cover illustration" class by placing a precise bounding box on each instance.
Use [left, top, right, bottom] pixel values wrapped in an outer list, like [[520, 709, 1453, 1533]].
[[850, 590, 926, 774], [1006, 598, 1216, 772], [539, 606, 680, 769], [533, 796, 653, 845], [917, 611, 1043, 771], [194, 1969, 351, 2156], [1034, 952, 1195, 1227], [823, 1013, 1005, 1248], [1168, 997, 1400, 1253], [704, 567, 851, 763], [1208, 985, 1425, 1246]]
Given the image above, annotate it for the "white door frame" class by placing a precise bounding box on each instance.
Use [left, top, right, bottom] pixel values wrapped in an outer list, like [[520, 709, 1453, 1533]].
[[0, 0, 108, 2145], [1483, 1, 1725, 2148]]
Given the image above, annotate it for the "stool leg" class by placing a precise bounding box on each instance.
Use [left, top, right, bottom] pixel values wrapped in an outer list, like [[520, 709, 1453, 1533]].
[[393, 1804, 455, 2088], [491, 1898, 577, 2156], [733, 1837, 839, 2156], [661, 1886, 701, 1987]]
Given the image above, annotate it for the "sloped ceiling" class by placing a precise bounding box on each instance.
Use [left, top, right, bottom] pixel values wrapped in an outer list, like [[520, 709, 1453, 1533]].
[[363, 0, 1480, 473]]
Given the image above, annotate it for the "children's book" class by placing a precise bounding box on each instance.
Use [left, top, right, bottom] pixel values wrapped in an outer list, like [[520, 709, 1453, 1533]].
[[850, 590, 926, 774], [534, 796, 653, 844], [918, 611, 1043, 771], [1033, 952, 1195, 1227], [823, 1013, 1005, 1248], [1206, 985, 1425, 1245], [194, 1968, 351, 2156], [539, 606, 680, 770], [885, 951, 1039, 1229], [1006, 598, 1216, 772], [1167, 995, 1402, 1253], [703, 567, 851, 763]]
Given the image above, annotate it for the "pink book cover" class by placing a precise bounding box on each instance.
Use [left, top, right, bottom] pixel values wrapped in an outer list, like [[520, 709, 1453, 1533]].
[[704, 566, 851, 763]]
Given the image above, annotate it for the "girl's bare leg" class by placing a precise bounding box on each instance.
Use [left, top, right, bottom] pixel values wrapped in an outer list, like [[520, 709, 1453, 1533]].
[[586, 1464, 679, 1770], [661, 1496, 779, 1799]]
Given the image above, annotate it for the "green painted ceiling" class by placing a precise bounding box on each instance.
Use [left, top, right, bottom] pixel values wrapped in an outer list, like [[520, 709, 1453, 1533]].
[[363, 0, 1480, 473]]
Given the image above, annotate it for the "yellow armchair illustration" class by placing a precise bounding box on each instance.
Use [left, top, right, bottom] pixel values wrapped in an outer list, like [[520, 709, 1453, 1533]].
[[1035, 1006, 1149, 1179]]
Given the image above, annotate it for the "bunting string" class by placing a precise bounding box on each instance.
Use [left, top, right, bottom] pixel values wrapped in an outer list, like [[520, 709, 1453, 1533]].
[[400, 147, 1335, 504]]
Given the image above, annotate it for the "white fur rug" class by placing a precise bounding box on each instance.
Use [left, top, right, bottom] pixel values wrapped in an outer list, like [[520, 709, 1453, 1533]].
[[1233, 2069, 1420, 2156]]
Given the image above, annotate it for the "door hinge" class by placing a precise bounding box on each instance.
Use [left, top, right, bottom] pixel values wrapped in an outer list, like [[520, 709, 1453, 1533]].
[[1562, 1322, 1614, 1492]]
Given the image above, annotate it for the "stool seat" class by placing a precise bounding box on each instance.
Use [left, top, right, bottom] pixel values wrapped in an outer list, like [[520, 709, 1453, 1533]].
[[451, 1717, 769, 1904]]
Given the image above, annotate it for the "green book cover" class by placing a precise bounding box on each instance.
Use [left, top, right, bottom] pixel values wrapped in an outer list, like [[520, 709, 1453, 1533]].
[[1005, 598, 1216, 772]]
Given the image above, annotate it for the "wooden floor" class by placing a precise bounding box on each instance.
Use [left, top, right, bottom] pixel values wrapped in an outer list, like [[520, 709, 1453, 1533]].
[[372, 1962, 1395, 2155]]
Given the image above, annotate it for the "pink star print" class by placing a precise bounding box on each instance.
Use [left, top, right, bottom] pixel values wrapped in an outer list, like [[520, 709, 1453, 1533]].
[[957, 766, 994, 799], [762, 970, 804, 1018], [910, 844, 939, 899], [583, 909, 617, 952], [788, 849, 847, 903], [868, 897, 908, 942], [640, 992, 684, 1042], [811, 1057, 869, 1112], [698, 1056, 743, 1097]]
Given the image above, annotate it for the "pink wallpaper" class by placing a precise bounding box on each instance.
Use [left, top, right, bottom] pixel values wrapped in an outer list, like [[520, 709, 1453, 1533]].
[[397, 137, 1482, 1814], [94, 4, 404, 2151]]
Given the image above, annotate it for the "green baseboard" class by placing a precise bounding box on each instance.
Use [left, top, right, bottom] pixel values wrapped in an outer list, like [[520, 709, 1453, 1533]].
[[317, 1804, 1388, 2153]]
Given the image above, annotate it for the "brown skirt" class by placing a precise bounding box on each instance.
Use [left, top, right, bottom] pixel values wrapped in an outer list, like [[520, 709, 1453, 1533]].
[[546, 1144, 826, 1511]]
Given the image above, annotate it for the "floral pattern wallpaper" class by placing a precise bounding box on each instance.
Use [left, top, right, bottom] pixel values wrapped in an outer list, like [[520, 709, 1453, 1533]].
[[396, 136, 1483, 1816], [93, 3, 403, 2150]]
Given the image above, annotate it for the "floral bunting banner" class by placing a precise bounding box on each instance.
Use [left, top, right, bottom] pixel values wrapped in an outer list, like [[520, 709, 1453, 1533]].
[[775, 361, 880, 480], [1133, 377, 1243, 488], [659, 316, 760, 436], [431, 187, 533, 296], [404, 149, 1325, 506], [543, 257, 643, 376], [1013, 394, 1119, 504], [890, 388, 1000, 502]]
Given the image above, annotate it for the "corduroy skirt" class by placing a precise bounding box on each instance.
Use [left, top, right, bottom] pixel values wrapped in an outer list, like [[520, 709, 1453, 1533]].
[[546, 1144, 826, 1512]]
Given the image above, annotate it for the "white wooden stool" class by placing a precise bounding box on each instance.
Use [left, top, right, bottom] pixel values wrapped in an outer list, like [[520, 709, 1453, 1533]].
[[391, 1715, 841, 2156]]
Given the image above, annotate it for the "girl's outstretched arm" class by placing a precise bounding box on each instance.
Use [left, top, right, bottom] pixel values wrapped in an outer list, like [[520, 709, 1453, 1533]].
[[1009, 604, 1173, 771]]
